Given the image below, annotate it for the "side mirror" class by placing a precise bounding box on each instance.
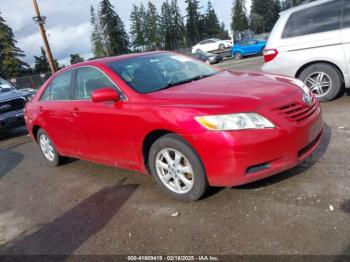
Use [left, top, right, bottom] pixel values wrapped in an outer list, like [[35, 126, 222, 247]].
[[92, 88, 120, 103]]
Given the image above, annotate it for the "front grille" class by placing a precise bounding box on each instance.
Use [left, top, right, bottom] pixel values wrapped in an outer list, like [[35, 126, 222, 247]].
[[272, 97, 318, 123], [0, 98, 26, 114]]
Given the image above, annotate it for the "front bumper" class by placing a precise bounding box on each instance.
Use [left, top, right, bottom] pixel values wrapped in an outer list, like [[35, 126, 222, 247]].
[[183, 102, 323, 187], [0, 110, 25, 132]]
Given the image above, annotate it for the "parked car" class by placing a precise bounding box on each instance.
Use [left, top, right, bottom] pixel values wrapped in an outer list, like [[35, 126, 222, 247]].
[[25, 52, 323, 201], [193, 50, 223, 64], [262, 0, 350, 102], [232, 38, 267, 60], [192, 38, 232, 54], [0, 78, 36, 133]]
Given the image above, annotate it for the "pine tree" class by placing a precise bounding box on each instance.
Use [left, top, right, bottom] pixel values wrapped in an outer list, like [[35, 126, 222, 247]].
[[145, 1, 160, 50], [217, 22, 230, 40], [170, 0, 186, 49], [130, 4, 145, 50], [203, 1, 221, 38], [33, 47, 59, 74], [99, 0, 129, 56], [90, 6, 108, 57], [250, 0, 281, 34], [185, 0, 201, 45], [160, 1, 172, 50], [70, 54, 84, 65], [0, 11, 27, 79], [281, 0, 303, 10], [231, 0, 249, 32]]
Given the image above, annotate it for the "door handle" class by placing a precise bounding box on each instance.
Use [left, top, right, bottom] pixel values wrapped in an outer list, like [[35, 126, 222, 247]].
[[72, 107, 80, 117]]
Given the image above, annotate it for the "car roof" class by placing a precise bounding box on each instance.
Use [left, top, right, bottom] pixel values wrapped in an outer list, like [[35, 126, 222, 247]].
[[280, 0, 335, 16], [57, 51, 169, 73]]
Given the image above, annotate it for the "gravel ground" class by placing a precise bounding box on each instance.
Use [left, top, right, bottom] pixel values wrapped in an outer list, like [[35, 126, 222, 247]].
[[0, 57, 349, 256]]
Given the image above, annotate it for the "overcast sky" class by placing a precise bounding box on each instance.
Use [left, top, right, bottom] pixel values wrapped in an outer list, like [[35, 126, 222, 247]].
[[1, 0, 251, 66]]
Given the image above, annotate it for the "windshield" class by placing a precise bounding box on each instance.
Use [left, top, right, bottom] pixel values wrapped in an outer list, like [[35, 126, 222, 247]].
[[108, 53, 219, 94], [0, 79, 14, 92]]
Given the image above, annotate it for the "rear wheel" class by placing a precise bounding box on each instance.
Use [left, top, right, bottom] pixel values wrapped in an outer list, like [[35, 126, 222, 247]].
[[219, 44, 225, 51], [234, 52, 242, 60], [148, 134, 209, 201], [299, 63, 343, 102], [37, 129, 65, 166]]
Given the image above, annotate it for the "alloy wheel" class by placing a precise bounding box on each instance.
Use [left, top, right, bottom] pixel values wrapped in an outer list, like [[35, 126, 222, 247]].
[[304, 72, 332, 98], [155, 148, 194, 194], [39, 134, 55, 162]]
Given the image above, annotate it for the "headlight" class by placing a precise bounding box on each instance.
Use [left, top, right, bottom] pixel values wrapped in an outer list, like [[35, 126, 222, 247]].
[[195, 113, 275, 131]]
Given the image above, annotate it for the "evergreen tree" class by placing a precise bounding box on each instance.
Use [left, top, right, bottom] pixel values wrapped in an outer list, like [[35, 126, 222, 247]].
[[33, 47, 59, 74], [281, 0, 303, 10], [185, 0, 201, 45], [203, 1, 221, 38], [0, 11, 27, 79], [145, 1, 160, 50], [231, 0, 249, 32], [99, 0, 129, 55], [70, 54, 84, 65], [90, 6, 108, 57], [130, 4, 145, 49], [217, 22, 230, 40], [170, 0, 186, 49], [250, 0, 281, 33]]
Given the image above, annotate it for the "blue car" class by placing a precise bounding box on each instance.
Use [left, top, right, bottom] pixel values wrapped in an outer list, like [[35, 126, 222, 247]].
[[232, 39, 266, 60]]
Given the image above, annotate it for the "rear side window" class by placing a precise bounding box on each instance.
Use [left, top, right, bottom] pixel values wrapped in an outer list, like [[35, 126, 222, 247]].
[[40, 70, 73, 101], [343, 1, 350, 29], [282, 0, 343, 38]]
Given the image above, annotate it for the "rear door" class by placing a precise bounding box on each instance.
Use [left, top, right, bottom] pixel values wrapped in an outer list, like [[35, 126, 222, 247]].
[[37, 70, 78, 156], [342, 0, 350, 84]]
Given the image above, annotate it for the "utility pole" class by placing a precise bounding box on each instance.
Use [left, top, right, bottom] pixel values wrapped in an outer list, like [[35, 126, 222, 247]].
[[32, 0, 56, 74]]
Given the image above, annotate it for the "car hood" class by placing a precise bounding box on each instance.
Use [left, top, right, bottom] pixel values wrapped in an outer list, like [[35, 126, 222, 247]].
[[145, 70, 302, 113], [0, 88, 36, 101]]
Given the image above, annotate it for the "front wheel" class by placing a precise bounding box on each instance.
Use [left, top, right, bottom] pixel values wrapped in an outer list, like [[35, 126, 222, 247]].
[[148, 134, 209, 201], [37, 129, 65, 166]]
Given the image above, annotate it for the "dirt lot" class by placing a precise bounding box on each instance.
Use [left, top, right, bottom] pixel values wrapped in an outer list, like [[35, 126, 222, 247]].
[[0, 57, 349, 256]]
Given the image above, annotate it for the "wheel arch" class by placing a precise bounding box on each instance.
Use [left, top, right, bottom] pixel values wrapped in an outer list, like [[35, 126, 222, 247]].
[[32, 125, 41, 142], [142, 129, 175, 171], [295, 60, 345, 82]]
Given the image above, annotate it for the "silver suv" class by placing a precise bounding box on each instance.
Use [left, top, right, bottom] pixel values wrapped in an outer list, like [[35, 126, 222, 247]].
[[262, 0, 350, 102]]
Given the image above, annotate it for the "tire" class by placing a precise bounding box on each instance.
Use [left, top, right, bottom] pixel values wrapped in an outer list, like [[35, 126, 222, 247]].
[[37, 129, 65, 167], [298, 63, 343, 102], [219, 44, 225, 51], [148, 134, 209, 201], [234, 52, 242, 60], [205, 59, 211, 65]]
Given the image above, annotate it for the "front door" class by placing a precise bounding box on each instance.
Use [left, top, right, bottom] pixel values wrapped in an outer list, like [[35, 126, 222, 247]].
[[71, 66, 137, 168]]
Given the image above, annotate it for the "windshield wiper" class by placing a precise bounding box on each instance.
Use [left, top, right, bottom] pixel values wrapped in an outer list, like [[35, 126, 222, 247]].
[[162, 73, 216, 90]]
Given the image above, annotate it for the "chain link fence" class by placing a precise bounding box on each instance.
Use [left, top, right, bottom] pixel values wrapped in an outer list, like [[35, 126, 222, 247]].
[[8, 73, 51, 90]]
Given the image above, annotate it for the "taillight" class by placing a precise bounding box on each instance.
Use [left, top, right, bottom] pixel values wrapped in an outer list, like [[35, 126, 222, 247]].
[[263, 49, 278, 63]]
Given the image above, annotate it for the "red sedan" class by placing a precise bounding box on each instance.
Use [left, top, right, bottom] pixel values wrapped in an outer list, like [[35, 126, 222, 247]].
[[24, 52, 323, 201]]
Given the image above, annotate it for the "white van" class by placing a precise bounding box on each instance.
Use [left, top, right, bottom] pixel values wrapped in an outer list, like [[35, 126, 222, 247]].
[[262, 0, 350, 101]]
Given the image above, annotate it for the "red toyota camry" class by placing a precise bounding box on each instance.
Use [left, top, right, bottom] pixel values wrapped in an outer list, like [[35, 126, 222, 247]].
[[24, 51, 323, 201]]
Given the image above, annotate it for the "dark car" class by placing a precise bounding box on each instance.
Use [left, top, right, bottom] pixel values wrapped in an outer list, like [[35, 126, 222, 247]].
[[193, 50, 223, 64], [0, 78, 36, 133]]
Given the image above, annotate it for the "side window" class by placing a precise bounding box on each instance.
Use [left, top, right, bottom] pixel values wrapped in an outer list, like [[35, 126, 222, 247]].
[[48, 71, 74, 101], [75, 67, 116, 100], [282, 0, 343, 38], [343, 1, 350, 29], [40, 85, 51, 101]]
